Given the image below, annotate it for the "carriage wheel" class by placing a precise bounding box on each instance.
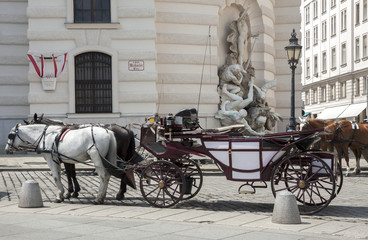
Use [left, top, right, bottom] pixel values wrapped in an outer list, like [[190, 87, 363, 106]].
[[174, 157, 203, 200], [271, 153, 336, 215], [140, 160, 186, 208]]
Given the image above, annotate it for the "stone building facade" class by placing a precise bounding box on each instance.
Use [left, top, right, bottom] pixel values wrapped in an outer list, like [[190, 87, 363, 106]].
[[301, 0, 368, 121], [0, 0, 301, 152]]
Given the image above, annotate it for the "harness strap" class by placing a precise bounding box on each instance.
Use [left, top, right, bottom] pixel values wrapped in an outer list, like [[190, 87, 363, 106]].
[[348, 122, 358, 147]]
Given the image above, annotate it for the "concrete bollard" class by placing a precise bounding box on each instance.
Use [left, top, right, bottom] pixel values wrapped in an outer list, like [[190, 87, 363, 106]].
[[18, 180, 44, 208], [272, 190, 301, 224]]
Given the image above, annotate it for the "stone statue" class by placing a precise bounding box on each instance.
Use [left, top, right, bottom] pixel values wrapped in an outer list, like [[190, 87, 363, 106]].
[[215, 6, 282, 135]]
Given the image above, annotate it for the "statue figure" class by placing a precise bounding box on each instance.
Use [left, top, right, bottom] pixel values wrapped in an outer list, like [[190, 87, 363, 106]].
[[215, 5, 282, 135]]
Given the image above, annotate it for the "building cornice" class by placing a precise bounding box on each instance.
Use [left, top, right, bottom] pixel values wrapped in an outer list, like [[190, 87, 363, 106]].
[[302, 69, 368, 90]]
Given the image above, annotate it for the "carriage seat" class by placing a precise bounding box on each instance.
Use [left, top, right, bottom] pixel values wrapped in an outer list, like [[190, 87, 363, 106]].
[[143, 141, 167, 155]]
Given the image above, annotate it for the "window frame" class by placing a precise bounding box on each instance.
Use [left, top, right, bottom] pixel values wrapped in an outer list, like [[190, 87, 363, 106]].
[[330, 84, 336, 100], [321, 86, 327, 102], [356, 2, 360, 25], [74, 52, 113, 114], [331, 15, 336, 37], [322, 51, 327, 72], [314, 54, 318, 76], [65, 0, 119, 29], [331, 47, 336, 69], [341, 8, 347, 31], [341, 42, 347, 66], [322, 20, 327, 41], [313, 25, 318, 45], [355, 78, 361, 96], [363, 34, 368, 58], [340, 81, 347, 99], [306, 30, 311, 49], [356, 37, 361, 61]]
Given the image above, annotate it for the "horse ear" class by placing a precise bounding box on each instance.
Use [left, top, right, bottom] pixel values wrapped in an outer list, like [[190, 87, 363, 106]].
[[33, 113, 37, 121], [40, 113, 44, 120]]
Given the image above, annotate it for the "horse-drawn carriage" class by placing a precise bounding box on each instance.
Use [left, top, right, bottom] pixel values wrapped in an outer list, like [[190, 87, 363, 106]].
[[5, 111, 343, 215]]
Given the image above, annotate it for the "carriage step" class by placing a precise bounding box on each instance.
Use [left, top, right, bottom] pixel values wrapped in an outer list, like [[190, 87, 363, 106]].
[[238, 181, 267, 195]]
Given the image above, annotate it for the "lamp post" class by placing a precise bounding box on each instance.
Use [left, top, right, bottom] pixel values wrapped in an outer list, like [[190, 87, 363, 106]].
[[285, 29, 302, 131]]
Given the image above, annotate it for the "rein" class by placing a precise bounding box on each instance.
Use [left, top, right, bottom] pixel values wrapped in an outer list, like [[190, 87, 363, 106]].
[[8, 125, 49, 153]]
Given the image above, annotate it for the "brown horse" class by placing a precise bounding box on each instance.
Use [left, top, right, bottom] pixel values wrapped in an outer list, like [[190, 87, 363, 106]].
[[299, 118, 334, 151], [28, 113, 139, 200], [324, 120, 368, 175]]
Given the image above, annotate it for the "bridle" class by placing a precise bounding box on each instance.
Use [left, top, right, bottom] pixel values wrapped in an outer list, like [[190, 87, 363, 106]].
[[7, 124, 49, 153]]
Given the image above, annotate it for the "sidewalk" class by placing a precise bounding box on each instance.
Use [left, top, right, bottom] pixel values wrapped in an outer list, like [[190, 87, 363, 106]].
[[1, 154, 368, 239]]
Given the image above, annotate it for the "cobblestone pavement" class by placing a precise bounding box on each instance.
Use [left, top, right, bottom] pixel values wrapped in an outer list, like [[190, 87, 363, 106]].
[[1, 155, 368, 239], [1, 166, 368, 223]]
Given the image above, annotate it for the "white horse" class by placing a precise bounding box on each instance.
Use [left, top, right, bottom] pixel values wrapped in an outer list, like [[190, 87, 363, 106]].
[[5, 123, 117, 204]]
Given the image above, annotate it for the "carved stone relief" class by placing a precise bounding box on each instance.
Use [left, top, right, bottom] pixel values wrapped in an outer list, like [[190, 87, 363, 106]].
[[215, 6, 282, 136]]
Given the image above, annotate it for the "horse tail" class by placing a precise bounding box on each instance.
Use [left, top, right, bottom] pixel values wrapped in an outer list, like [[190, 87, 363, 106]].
[[107, 130, 117, 166], [126, 129, 136, 161]]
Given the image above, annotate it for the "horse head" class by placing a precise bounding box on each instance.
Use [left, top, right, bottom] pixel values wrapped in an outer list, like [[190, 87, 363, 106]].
[[299, 117, 309, 130], [5, 123, 21, 154]]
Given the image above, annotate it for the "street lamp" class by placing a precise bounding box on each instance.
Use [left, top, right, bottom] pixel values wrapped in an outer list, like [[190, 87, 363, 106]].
[[285, 29, 302, 131]]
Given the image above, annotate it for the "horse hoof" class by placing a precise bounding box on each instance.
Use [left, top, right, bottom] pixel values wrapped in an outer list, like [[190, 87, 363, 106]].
[[71, 192, 79, 198], [64, 193, 71, 199], [54, 199, 63, 203], [94, 199, 104, 205], [116, 193, 125, 201]]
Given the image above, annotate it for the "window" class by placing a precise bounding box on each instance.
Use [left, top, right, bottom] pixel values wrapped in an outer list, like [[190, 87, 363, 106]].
[[305, 91, 310, 105], [356, 37, 360, 60], [322, 51, 327, 72], [331, 15, 336, 36], [306, 30, 311, 49], [364, 77, 368, 94], [330, 84, 336, 100], [322, 0, 327, 13], [331, 47, 336, 69], [306, 58, 311, 77], [355, 78, 361, 96], [313, 1, 318, 19], [340, 81, 346, 98], [364, 0, 368, 21], [341, 9, 347, 31], [322, 20, 327, 40], [363, 35, 368, 58], [306, 5, 310, 24], [314, 55, 318, 76], [341, 43, 347, 65], [356, 2, 360, 25], [313, 26, 318, 45], [312, 89, 318, 103], [75, 52, 112, 113], [74, 0, 111, 23], [331, 0, 336, 8], [321, 86, 326, 102]]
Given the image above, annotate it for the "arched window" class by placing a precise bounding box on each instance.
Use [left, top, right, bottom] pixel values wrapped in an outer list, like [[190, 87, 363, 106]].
[[74, 0, 111, 23], [75, 52, 112, 113]]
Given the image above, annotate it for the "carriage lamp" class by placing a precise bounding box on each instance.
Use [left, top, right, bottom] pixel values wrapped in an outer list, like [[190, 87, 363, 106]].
[[285, 29, 302, 131]]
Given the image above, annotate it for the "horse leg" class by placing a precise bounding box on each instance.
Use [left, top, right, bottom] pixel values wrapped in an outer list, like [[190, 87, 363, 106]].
[[116, 176, 127, 200], [89, 150, 111, 204], [64, 163, 74, 199], [342, 145, 350, 176], [353, 149, 361, 174], [43, 155, 64, 203], [68, 164, 81, 198]]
